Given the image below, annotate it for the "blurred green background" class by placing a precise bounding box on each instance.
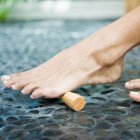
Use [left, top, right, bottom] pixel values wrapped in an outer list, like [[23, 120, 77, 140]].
[[0, 0, 124, 22], [0, 0, 16, 21], [0, 0, 139, 22]]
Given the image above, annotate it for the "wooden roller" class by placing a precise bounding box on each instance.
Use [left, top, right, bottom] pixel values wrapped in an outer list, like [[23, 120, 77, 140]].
[[60, 92, 85, 111]]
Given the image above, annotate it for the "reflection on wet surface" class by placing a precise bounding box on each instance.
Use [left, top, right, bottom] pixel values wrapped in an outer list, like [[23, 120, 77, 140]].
[[0, 20, 140, 140]]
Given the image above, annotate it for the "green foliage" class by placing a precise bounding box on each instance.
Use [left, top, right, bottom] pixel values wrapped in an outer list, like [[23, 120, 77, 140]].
[[0, 0, 16, 21]]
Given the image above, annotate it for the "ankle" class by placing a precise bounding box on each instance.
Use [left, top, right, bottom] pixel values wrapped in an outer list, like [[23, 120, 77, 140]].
[[83, 28, 135, 67]]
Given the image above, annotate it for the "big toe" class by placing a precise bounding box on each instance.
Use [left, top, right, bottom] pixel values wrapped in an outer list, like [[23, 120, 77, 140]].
[[1, 73, 24, 88]]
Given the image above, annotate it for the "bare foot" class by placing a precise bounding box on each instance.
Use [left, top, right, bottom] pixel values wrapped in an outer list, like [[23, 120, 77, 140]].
[[1, 20, 129, 99], [1, 37, 124, 99], [125, 79, 140, 102]]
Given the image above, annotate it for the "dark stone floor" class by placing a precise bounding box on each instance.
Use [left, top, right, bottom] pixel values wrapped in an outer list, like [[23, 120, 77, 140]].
[[0, 20, 140, 140]]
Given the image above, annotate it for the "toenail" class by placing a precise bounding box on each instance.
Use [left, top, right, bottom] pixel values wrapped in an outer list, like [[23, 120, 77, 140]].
[[125, 82, 133, 88], [1, 75, 10, 81], [130, 91, 140, 96], [30, 94, 34, 99], [12, 85, 16, 90], [125, 82, 130, 86], [21, 90, 26, 94]]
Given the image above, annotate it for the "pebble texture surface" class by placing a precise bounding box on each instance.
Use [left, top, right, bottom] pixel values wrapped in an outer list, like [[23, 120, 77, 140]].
[[0, 20, 140, 140]]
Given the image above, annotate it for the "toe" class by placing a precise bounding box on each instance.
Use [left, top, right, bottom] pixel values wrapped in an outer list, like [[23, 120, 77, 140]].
[[31, 88, 45, 99], [11, 80, 28, 91], [129, 91, 140, 102], [8, 73, 21, 83], [31, 88, 61, 99], [1, 74, 21, 88], [125, 80, 140, 89], [21, 82, 39, 94]]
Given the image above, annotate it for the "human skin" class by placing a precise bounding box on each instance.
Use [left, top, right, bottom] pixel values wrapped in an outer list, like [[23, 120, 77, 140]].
[[1, 6, 140, 101]]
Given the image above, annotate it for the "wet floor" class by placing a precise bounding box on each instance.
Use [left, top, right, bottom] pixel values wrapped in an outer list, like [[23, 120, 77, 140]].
[[0, 20, 140, 140]]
